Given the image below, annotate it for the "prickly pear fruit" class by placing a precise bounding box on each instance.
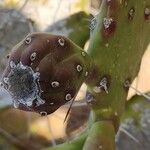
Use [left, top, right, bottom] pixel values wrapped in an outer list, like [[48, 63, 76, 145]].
[[1, 33, 91, 115]]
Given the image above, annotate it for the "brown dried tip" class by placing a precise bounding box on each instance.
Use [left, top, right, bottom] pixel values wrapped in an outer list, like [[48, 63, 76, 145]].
[[0, 33, 90, 115]]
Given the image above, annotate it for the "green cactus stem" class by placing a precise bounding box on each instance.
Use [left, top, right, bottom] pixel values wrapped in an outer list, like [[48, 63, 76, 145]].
[[65, 11, 90, 48], [87, 0, 150, 119], [45, 132, 88, 150], [83, 121, 115, 150], [84, 0, 150, 149]]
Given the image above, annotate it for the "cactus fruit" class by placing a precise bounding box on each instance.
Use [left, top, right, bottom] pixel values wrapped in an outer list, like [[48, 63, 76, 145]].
[[0, 33, 91, 116]]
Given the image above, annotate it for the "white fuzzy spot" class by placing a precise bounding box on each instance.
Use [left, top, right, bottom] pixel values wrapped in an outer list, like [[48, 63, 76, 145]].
[[124, 80, 130, 88], [26, 101, 33, 107], [36, 96, 45, 106], [30, 52, 37, 61], [13, 101, 19, 108], [10, 61, 16, 69], [17, 62, 26, 69], [145, 8, 150, 15], [128, 8, 135, 19], [51, 81, 60, 88], [50, 102, 54, 105], [76, 65, 82, 72], [103, 18, 113, 29], [100, 77, 108, 93], [3, 77, 9, 84], [115, 112, 118, 116], [65, 93, 72, 101], [81, 51, 86, 57], [25, 37, 31, 44], [35, 67, 39, 71], [33, 72, 40, 79], [85, 71, 88, 77], [40, 111, 47, 116], [58, 38, 65, 46]]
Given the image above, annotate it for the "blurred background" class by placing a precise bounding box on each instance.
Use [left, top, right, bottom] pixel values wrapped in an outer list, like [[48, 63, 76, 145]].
[[0, 0, 150, 150]]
